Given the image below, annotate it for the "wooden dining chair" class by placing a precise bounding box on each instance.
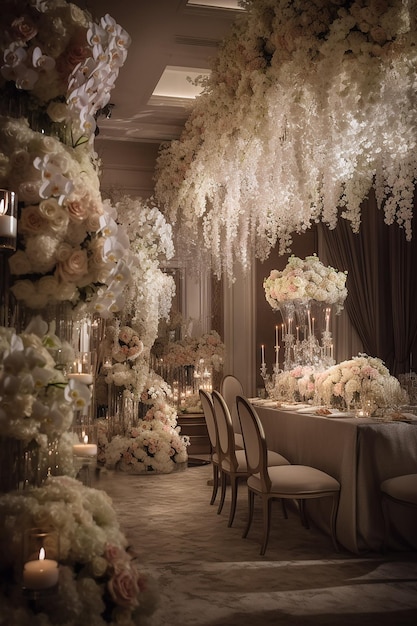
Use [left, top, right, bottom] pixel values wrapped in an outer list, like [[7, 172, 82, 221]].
[[199, 389, 220, 505], [212, 390, 289, 528], [380, 473, 417, 551], [236, 395, 341, 556], [220, 374, 245, 449]]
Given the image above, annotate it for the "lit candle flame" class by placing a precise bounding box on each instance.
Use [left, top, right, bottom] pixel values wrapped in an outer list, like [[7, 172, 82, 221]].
[[83, 435, 88, 444], [39, 547, 45, 561]]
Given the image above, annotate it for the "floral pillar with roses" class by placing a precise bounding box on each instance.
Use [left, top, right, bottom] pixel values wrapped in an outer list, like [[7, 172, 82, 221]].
[[0, 4, 158, 622]]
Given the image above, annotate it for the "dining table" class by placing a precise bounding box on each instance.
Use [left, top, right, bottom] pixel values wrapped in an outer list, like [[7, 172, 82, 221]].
[[249, 399, 417, 554]]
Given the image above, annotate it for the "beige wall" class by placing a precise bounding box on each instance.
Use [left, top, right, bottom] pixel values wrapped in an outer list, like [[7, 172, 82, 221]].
[[96, 138, 160, 198]]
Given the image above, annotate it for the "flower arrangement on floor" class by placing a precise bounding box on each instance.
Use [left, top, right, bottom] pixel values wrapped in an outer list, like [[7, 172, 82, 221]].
[[0, 475, 158, 626], [313, 354, 408, 413], [264, 255, 348, 311], [98, 373, 189, 474], [154, 0, 417, 280]]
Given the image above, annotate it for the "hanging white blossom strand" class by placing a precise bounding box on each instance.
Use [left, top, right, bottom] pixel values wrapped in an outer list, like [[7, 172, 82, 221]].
[[155, 0, 417, 281]]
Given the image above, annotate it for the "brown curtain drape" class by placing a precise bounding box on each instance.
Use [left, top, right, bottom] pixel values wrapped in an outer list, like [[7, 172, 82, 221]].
[[319, 191, 417, 376]]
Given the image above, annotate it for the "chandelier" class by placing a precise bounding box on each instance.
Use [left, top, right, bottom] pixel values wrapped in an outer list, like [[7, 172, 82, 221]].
[[154, 0, 417, 280]]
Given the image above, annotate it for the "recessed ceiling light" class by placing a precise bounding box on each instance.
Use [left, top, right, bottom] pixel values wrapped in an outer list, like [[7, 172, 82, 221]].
[[187, 0, 244, 9], [152, 66, 210, 100]]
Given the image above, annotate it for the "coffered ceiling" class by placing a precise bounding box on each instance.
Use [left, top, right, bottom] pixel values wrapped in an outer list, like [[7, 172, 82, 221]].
[[86, 0, 242, 144]]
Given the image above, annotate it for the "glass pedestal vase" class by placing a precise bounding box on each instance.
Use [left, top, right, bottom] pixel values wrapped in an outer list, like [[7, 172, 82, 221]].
[[278, 302, 295, 371], [0, 437, 52, 493], [106, 385, 137, 439]]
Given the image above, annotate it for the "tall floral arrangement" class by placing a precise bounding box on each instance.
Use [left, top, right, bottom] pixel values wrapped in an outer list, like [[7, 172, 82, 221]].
[[154, 0, 417, 280], [98, 372, 189, 474], [264, 254, 348, 311], [111, 194, 176, 351], [0, 0, 132, 315]]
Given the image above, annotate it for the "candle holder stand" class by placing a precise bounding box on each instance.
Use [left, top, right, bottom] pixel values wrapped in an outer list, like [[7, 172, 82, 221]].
[[73, 454, 97, 487]]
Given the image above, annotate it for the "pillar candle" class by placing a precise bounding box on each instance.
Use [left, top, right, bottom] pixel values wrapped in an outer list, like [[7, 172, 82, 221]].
[[23, 548, 59, 590]]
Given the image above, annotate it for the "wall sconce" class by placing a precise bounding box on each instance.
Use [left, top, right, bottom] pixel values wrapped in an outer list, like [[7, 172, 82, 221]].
[[0, 189, 18, 251]]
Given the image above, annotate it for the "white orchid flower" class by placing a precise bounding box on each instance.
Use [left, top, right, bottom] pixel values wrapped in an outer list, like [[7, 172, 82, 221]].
[[64, 378, 91, 410]]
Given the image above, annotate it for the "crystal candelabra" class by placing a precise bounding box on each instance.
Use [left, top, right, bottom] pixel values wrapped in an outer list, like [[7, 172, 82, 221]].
[[260, 362, 281, 398]]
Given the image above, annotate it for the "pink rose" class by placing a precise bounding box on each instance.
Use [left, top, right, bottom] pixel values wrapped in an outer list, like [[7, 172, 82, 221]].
[[11, 16, 38, 42], [108, 564, 141, 609], [104, 544, 127, 565]]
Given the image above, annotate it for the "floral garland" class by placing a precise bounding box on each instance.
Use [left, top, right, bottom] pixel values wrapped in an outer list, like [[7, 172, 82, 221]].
[[264, 254, 348, 311], [154, 0, 417, 280], [0, 475, 158, 625]]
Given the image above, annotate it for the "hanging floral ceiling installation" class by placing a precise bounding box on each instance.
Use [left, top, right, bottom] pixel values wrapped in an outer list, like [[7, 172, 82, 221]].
[[154, 0, 417, 280]]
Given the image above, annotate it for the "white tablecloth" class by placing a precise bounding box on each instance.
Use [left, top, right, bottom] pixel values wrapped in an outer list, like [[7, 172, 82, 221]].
[[252, 403, 417, 553]]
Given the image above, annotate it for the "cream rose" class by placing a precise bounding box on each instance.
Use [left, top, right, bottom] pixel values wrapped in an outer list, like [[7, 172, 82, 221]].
[[47, 101, 69, 123], [18, 181, 42, 204], [19, 205, 46, 235], [10, 279, 37, 303], [38, 198, 69, 233], [8, 250, 32, 276], [56, 248, 88, 283], [38, 275, 60, 296]]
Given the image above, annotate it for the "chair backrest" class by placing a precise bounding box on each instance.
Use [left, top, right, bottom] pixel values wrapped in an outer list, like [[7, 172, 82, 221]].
[[199, 389, 217, 453], [220, 375, 244, 434], [236, 396, 271, 491], [212, 390, 239, 471]]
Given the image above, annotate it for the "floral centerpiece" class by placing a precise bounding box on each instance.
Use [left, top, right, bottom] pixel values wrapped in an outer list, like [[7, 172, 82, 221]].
[[264, 255, 348, 312], [271, 365, 316, 404], [0, 475, 158, 625], [157, 330, 225, 371], [314, 354, 408, 413]]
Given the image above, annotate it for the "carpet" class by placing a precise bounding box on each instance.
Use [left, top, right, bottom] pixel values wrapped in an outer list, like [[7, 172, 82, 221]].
[[93, 460, 417, 626]]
